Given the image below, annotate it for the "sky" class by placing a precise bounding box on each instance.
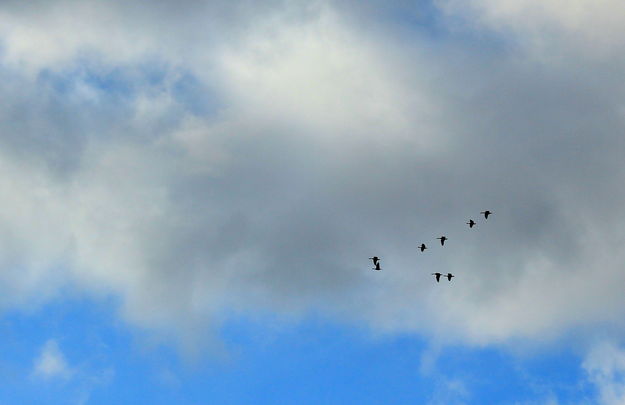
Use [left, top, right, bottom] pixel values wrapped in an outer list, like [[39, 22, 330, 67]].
[[1, 0, 625, 403]]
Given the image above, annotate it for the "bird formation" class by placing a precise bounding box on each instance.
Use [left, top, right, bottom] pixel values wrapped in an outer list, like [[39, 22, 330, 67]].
[[431, 272, 454, 282], [368, 210, 492, 283]]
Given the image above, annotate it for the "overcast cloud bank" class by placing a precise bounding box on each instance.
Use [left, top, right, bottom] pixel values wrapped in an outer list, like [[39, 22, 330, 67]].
[[0, 0, 624, 353]]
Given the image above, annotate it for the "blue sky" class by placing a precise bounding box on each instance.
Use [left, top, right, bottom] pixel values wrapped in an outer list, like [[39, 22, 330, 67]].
[[0, 296, 598, 404], [1, 0, 625, 404]]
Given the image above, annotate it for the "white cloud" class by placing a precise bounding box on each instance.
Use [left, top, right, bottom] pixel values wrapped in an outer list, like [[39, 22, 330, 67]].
[[427, 377, 470, 405], [583, 342, 625, 405], [513, 399, 560, 405], [33, 339, 73, 380], [439, 0, 625, 56]]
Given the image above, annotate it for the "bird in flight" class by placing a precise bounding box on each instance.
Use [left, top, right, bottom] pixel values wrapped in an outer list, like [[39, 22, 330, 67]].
[[480, 210, 492, 219], [467, 219, 476, 228], [432, 272, 442, 282], [418, 243, 427, 252], [373, 262, 381, 271], [446, 273, 455, 281], [437, 236, 448, 246], [369, 256, 380, 266]]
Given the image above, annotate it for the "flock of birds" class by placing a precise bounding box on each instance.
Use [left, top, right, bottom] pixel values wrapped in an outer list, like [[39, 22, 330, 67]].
[[368, 210, 492, 283]]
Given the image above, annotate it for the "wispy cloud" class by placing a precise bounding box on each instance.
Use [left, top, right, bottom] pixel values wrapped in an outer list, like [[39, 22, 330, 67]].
[[32, 339, 73, 380], [427, 377, 470, 405], [440, 0, 625, 54], [583, 341, 625, 405]]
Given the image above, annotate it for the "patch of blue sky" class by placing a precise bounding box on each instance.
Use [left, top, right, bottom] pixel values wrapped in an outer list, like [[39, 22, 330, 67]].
[[212, 316, 428, 405], [171, 71, 218, 117], [35, 57, 218, 119], [0, 297, 601, 404], [434, 342, 593, 404], [37, 65, 133, 102], [378, 0, 522, 56], [388, 0, 451, 39], [0, 293, 186, 404], [219, 316, 597, 405], [0, 297, 113, 403]]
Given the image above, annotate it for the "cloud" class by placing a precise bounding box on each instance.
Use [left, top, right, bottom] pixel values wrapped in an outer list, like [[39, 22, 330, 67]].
[[583, 342, 625, 405], [31, 337, 114, 403], [0, 1, 445, 342], [0, 0, 625, 349], [427, 377, 470, 405], [33, 339, 73, 380], [439, 0, 625, 56], [513, 399, 560, 405]]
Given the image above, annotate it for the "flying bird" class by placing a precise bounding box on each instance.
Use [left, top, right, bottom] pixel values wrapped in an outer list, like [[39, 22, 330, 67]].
[[432, 272, 442, 282], [467, 219, 476, 228], [373, 262, 381, 271], [437, 236, 448, 246], [446, 273, 455, 281], [369, 256, 380, 266], [418, 243, 427, 252], [480, 210, 492, 219]]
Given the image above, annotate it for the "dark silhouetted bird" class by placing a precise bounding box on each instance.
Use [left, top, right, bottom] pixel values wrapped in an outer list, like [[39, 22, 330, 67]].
[[467, 219, 476, 228], [369, 256, 380, 266], [437, 236, 448, 246], [432, 272, 442, 282], [481, 210, 492, 219], [373, 262, 381, 271], [446, 273, 455, 281], [418, 243, 427, 252]]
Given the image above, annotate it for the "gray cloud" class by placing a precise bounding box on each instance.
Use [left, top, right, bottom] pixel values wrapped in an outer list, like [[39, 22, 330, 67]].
[[0, 0, 624, 348]]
